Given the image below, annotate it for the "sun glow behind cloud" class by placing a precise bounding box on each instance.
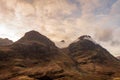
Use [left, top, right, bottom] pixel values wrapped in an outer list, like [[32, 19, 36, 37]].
[[0, 0, 120, 56], [0, 23, 19, 41]]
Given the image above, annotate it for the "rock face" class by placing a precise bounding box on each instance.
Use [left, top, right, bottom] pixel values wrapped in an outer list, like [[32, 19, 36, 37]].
[[0, 32, 120, 80], [0, 38, 13, 46]]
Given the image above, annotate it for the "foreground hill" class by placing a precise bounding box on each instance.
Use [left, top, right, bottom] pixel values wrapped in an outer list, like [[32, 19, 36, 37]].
[[0, 31, 120, 80]]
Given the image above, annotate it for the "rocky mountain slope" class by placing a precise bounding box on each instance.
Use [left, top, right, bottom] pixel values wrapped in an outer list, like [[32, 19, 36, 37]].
[[0, 31, 120, 80], [68, 35, 120, 77], [117, 56, 120, 60]]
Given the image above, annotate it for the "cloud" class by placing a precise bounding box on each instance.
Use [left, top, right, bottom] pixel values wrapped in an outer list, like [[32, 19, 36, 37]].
[[0, 0, 120, 56], [111, 0, 120, 14], [95, 27, 114, 41], [78, 0, 100, 15]]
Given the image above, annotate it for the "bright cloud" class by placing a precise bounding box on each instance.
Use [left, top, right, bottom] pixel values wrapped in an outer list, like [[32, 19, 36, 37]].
[[0, 0, 120, 56]]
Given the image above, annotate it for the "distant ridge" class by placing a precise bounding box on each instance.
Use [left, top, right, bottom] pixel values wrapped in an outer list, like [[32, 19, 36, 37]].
[[0, 38, 13, 46]]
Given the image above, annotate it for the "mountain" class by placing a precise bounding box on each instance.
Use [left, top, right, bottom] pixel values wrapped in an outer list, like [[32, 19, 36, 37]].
[[69, 35, 119, 65], [0, 30, 75, 80], [0, 31, 120, 80], [11, 30, 58, 59], [0, 38, 13, 46], [68, 35, 120, 76]]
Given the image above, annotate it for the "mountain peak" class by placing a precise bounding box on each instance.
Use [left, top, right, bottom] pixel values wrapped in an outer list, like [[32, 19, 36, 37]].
[[73, 35, 97, 45], [17, 30, 49, 42], [25, 30, 41, 36], [69, 35, 119, 66], [79, 35, 97, 44], [14, 30, 56, 47], [23, 30, 43, 40], [12, 30, 57, 54]]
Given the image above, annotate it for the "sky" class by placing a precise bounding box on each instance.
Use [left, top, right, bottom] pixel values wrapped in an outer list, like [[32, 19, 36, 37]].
[[0, 0, 120, 56]]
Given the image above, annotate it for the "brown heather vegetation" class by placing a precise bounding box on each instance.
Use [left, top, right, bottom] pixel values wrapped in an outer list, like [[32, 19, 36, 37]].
[[0, 31, 120, 80]]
